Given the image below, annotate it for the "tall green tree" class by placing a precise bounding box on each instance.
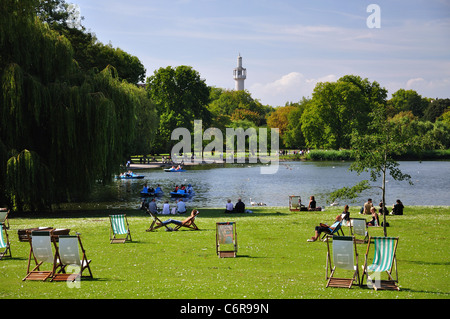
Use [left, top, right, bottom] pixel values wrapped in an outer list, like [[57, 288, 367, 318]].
[[146, 65, 211, 153], [330, 104, 417, 236], [0, 0, 140, 210], [301, 75, 387, 149]]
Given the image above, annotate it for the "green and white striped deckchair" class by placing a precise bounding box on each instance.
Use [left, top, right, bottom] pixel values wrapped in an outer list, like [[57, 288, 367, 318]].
[[325, 236, 360, 288], [0, 208, 10, 229], [109, 214, 132, 243], [0, 223, 12, 260], [362, 236, 399, 291]]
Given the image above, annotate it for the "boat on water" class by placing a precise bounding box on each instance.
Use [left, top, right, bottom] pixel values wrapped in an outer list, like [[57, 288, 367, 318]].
[[140, 189, 164, 197], [170, 184, 194, 197], [164, 165, 186, 172], [116, 172, 144, 179]]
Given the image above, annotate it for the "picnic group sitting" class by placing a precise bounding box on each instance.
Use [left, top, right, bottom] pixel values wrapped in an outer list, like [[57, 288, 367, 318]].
[[224, 198, 249, 214], [145, 198, 187, 215]]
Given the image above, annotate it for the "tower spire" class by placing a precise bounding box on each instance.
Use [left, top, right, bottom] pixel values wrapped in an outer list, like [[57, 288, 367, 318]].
[[233, 53, 246, 91]]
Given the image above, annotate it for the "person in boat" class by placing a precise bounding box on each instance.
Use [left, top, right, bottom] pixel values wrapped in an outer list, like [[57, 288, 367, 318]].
[[142, 183, 149, 194], [224, 199, 234, 213], [148, 186, 155, 193], [174, 185, 179, 192], [180, 185, 186, 191], [235, 198, 245, 214], [186, 184, 193, 194], [307, 214, 342, 242], [176, 165, 182, 170], [155, 185, 162, 194]]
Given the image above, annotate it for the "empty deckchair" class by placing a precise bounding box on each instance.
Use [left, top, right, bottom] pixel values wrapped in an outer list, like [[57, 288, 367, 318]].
[[325, 235, 360, 288], [146, 210, 172, 232], [362, 236, 400, 291], [216, 222, 238, 258], [109, 214, 132, 243], [0, 208, 10, 229], [23, 230, 60, 281], [350, 218, 369, 244], [0, 223, 12, 260], [52, 234, 93, 282], [173, 210, 199, 231]]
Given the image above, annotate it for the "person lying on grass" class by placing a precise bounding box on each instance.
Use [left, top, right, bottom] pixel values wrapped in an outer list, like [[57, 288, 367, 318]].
[[307, 214, 342, 242], [156, 209, 199, 230]]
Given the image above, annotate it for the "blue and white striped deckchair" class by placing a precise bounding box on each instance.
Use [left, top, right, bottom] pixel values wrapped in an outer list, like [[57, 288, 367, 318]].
[[325, 236, 360, 288], [362, 236, 399, 290], [109, 214, 132, 243], [0, 223, 12, 260]]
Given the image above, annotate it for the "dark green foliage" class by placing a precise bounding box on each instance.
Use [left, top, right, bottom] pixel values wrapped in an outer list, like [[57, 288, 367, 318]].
[[0, 0, 148, 211]]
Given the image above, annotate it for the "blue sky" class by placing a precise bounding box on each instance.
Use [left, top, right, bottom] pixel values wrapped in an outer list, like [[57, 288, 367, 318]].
[[71, 0, 450, 106]]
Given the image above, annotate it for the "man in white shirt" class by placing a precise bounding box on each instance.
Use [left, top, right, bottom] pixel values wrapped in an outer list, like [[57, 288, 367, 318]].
[[177, 199, 187, 214]]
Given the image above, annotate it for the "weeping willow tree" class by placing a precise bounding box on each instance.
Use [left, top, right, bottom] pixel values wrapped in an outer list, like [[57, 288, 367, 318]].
[[0, 0, 146, 211]]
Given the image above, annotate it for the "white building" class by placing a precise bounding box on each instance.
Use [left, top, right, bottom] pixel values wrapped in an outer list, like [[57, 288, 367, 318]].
[[233, 53, 246, 91]]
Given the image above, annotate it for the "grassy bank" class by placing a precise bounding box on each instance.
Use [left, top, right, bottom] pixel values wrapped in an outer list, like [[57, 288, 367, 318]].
[[1, 206, 449, 300]]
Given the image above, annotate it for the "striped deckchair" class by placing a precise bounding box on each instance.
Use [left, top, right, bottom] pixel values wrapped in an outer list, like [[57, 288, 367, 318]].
[[0, 223, 12, 260], [362, 236, 399, 291], [0, 208, 10, 229], [52, 234, 93, 282], [23, 230, 61, 281], [325, 236, 360, 288], [109, 214, 132, 243]]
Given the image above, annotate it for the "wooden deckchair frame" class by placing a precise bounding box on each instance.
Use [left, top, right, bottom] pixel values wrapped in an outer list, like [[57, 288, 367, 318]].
[[216, 222, 238, 258], [173, 211, 200, 231], [0, 208, 10, 230], [362, 236, 400, 291], [52, 234, 93, 282], [145, 210, 172, 232], [0, 223, 12, 260], [325, 235, 360, 288], [23, 230, 61, 281], [109, 214, 132, 244], [289, 195, 302, 211]]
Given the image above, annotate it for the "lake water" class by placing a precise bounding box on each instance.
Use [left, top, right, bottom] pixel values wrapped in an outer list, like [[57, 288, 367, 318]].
[[84, 161, 450, 210]]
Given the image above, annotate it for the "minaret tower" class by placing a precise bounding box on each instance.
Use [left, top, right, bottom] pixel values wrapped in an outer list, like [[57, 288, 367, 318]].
[[233, 53, 246, 91]]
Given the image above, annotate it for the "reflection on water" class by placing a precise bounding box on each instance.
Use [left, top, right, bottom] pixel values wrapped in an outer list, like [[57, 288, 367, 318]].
[[68, 161, 449, 210]]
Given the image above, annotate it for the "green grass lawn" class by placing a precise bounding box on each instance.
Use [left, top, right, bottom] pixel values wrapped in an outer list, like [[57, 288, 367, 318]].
[[1, 206, 449, 299]]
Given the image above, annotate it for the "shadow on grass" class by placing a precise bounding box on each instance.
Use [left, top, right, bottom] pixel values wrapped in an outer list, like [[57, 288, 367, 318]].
[[9, 208, 290, 220]]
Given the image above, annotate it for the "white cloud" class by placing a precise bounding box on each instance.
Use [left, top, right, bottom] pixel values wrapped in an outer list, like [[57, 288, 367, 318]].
[[249, 72, 337, 106]]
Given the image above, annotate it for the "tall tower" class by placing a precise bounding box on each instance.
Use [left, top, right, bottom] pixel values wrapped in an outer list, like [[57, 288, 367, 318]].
[[233, 53, 246, 91]]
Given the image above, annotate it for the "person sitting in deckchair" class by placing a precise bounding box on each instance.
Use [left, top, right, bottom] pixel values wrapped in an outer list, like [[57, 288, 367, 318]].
[[157, 209, 198, 229], [307, 214, 342, 242]]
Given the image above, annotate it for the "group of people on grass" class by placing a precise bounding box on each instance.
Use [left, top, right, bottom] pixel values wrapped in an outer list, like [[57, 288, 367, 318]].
[[307, 198, 404, 242], [144, 198, 187, 215], [224, 198, 247, 214]]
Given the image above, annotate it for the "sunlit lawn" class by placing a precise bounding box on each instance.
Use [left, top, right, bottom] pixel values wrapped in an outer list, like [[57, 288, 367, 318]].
[[1, 206, 449, 299]]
